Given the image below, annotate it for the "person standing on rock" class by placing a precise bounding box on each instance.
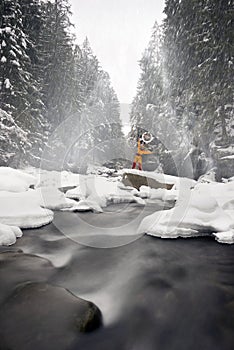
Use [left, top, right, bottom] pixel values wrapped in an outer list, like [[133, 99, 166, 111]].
[[132, 133, 153, 170]]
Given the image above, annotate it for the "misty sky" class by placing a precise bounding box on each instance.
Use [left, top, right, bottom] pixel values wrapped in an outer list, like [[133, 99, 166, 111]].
[[70, 0, 165, 104]]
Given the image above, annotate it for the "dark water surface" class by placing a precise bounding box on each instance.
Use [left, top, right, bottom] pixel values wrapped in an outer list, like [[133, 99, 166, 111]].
[[0, 203, 234, 350]]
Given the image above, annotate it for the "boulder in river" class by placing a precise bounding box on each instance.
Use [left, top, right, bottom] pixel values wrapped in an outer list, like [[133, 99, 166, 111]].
[[0, 282, 102, 350], [122, 172, 174, 191]]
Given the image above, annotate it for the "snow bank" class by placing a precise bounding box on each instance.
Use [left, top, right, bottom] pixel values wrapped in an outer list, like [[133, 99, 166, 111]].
[[0, 190, 53, 228], [0, 223, 22, 246], [0, 167, 36, 192], [138, 180, 234, 244]]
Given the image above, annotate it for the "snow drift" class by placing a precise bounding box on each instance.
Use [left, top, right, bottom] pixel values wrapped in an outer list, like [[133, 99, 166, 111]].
[[0, 167, 36, 192], [0, 190, 54, 229], [138, 179, 234, 244]]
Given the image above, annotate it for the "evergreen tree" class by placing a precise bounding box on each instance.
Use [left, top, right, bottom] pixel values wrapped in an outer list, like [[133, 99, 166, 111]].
[[130, 22, 164, 137], [0, 108, 30, 166], [0, 0, 124, 170], [38, 0, 75, 128], [73, 67, 124, 168], [163, 0, 233, 148], [0, 0, 31, 116], [0, 0, 47, 165], [130, 22, 178, 171]]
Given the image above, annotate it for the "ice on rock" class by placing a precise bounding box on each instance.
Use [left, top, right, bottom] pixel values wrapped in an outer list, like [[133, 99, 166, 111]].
[[0, 223, 22, 246]]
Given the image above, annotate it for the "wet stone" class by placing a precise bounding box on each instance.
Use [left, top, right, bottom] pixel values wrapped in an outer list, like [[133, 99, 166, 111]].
[[0, 282, 102, 350]]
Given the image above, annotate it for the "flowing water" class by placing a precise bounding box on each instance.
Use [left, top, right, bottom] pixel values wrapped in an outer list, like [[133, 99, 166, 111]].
[[0, 203, 234, 350]]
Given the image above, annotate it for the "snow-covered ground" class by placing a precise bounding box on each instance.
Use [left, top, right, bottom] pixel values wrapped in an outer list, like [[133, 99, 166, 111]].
[[0, 166, 234, 246]]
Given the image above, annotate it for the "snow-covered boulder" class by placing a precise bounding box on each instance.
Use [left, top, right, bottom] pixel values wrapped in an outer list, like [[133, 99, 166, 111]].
[[65, 184, 86, 201], [35, 187, 76, 210], [0, 223, 22, 246], [213, 230, 234, 244], [0, 190, 53, 228], [122, 170, 174, 190], [0, 167, 36, 192], [195, 181, 234, 212], [138, 184, 234, 243], [122, 169, 196, 191]]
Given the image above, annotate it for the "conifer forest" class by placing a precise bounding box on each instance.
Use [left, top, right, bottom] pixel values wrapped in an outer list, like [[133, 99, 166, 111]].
[[0, 0, 233, 178]]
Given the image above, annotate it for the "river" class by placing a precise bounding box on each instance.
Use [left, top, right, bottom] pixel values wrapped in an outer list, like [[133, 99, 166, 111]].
[[0, 203, 233, 350]]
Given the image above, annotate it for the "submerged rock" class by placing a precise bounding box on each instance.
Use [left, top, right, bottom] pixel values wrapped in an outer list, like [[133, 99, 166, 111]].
[[0, 282, 102, 350]]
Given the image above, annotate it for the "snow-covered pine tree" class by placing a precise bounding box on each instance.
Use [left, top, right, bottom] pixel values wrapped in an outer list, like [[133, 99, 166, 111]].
[[197, 0, 233, 146], [70, 45, 86, 114], [0, 109, 30, 166], [87, 70, 124, 164], [0, 0, 33, 117], [129, 22, 180, 172], [130, 22, 164, 138], [68, 42, 124, 171], [79, 37, 100, 100], [0, 0, 46, 166], [20, 0, 49, 165], [37, 0, 75, 129], [163, 0, 233, 149]]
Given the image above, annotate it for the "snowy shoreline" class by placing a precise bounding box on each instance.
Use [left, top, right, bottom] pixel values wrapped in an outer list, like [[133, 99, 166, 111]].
[[0, 166, 234, 246]]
